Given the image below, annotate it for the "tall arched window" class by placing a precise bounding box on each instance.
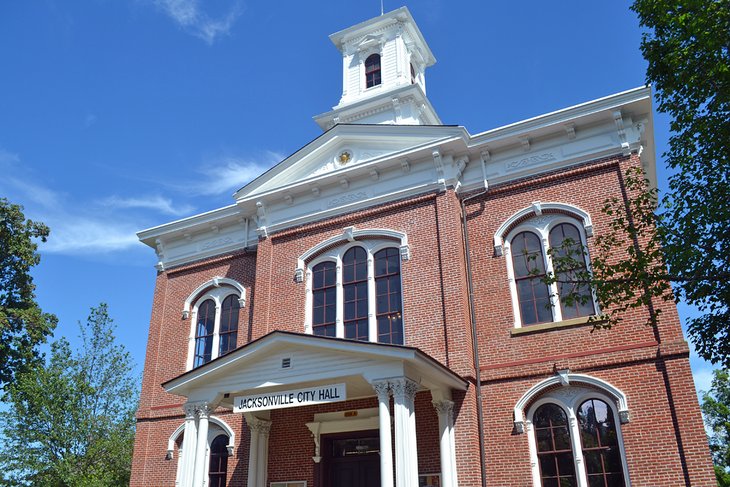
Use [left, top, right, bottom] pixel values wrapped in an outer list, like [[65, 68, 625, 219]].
[[194, 300, 216, 367], [343, 247, 369, 341], [511, 231, 552, 325], [208, 434, 229, 487], [577, 399, 625, 486], [313, 261, 337, 337], [375, 247, 403, 344], [503, 211, 597, 328], [305, 239, 405, 345], [187, 280, 245, 370], [549, 223, 595, 320], [218, 295, 240, 357], [365, 54, 381, 88], [533, 403, 577, 486]]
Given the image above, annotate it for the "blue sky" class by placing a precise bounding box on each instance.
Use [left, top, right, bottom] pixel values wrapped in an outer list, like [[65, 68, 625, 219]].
[[0, 1, 715, 398]]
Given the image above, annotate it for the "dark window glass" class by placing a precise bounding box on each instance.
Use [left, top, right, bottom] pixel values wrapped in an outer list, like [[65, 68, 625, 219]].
[[511, 231, 551, 325], [375, 247, 403, 344], [410, 63, 416, 84], [365, 54, 381, 88], [578, 399, 625, 487], [218, 295, 239, 357], [343, 247, 369, 341], [533, 404, 577, 487], [208, 434, 229, 487], [194, 299, 215, 367], [313, 261, 337, 337], [549, 223, 595, 319]]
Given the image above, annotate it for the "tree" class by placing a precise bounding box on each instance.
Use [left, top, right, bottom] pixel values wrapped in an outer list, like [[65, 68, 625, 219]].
[[0, 304, 139, 486], [630, 0, 730, 364], [0, 198, 57, 389], [702, 369, 730, 486], [540, 0, 730, 366]]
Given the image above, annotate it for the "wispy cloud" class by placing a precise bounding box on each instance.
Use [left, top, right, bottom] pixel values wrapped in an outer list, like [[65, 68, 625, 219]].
[[181, 152, 282, 196], [151, 0, 244, 44], [99, 194, 195, 217], [40, 217, 141, 254]]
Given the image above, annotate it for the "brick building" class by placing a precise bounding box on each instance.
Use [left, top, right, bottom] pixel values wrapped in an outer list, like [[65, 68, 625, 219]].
[[131, 7, 714, 487]]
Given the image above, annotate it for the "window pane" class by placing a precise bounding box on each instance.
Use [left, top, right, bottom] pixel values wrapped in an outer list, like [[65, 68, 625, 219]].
[[579, 399, 625, 486], [375, 248, 403, 345], [550, 223, 595, 319]]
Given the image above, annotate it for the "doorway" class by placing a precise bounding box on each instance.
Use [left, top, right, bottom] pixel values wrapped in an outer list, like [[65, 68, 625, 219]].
[[321, 431, 380, 487]]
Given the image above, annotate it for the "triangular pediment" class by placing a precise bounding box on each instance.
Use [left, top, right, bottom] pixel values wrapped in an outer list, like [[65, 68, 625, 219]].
[[163, 331, 466, 405], [234, 124, 461, 202]]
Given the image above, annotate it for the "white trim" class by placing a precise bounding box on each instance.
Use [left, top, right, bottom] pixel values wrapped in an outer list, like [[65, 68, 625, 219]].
[[501, 212, 597, 328], [183, 277, 246, 316], [513, 372, 630, 432], [186, 280, 245, 371], [303, 237, 404, 344], [523, 385, 631, 486], [493, 202, 593, 257], [295, 226, 409, 280]]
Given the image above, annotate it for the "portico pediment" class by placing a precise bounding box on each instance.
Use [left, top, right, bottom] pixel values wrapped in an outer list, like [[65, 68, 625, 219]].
[[162, 331, 466, 407]]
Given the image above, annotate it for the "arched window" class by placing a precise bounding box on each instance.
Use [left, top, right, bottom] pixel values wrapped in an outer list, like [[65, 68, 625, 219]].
[[343, 247, 369, 341], [533, 403, 577, 486], [375, 247, 403, 344], [187, 281, 245, 370], [365, 54, 381, 88], [194, 300, 216, 367], [503, 212, 597, 328], [304, 238, 404, 345], [549, 223, 595, 320], [520, 380, 630, 487], [511, 231, 552, 325], [577, 399, 625, 486], [218, 295, 240, 357], [313, 261, 337, 337], [208, 434, 229, 487]]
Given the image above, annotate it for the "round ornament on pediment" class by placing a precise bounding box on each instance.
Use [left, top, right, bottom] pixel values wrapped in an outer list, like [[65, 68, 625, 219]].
[[335, 148, 356, 166]]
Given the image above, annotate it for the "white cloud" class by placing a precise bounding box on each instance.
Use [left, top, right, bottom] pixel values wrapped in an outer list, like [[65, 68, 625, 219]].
[[152, 0, 243, 44], [99, 194, 195, 217], [39, 217, 141, 254], [185, 152, 281, 196]]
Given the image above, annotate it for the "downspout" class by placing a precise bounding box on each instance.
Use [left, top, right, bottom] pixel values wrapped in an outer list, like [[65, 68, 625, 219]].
[[458, 154, 489, 487]]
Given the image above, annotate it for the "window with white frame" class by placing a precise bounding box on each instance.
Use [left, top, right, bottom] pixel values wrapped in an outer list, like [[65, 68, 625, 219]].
[[526, 388, 629, 487], [504, 213, 596, 327], [306, 240, 404, 345], [185, 279, 245, 369]]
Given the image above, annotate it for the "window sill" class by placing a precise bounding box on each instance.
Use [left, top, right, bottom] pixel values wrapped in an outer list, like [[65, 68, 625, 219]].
[[510, 316, 606, 336]]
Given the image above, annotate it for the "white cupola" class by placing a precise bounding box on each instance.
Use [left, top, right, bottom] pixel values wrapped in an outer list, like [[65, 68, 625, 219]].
[[314, 7, 441, 130]]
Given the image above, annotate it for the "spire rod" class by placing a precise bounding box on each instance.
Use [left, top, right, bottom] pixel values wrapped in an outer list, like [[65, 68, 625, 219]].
[[380, 0, 384, 15]]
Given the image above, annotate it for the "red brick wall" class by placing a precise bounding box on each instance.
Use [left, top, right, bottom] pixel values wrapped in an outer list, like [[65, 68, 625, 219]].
[[131, 153, 713, 486]]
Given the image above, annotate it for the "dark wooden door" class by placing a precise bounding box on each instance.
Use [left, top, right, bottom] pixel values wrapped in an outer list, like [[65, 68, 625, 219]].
[[323, 432, 380, 487]]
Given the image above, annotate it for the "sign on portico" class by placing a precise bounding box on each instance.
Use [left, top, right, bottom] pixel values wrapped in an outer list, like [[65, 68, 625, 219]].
[[234, 383, 347, 413]]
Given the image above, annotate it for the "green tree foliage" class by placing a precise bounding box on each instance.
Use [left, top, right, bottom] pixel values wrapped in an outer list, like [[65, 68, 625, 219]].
[[630, 0, 730, 364], [0, 304, 138, 486], [0, 198, 57, 389], [702, 369, 730, 486], [539, 1, 729, 366]]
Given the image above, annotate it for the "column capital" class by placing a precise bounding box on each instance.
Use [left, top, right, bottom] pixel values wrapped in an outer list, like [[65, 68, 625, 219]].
[[194, 402, 214, 419], [249, 417, 272, 436], [183, 403, 197, 419], [390, 377, 419, 400], [372, 379, 391, 400], [432, 399, 454, 416]]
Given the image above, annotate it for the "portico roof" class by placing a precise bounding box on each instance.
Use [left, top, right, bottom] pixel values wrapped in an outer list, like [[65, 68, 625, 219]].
[[163, 331, 468, 407]]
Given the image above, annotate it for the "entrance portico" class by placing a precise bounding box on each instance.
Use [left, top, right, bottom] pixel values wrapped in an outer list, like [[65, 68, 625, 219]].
[[163, 331, 467, 487]]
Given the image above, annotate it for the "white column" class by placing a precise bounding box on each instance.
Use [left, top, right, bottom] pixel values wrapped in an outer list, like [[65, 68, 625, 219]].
[[256, 419, 272, 487], [373, 380, 394, 487], [180, 403, 198, 487], [433, 400, 455, 487], [392, 378, 419, 487], [192, 403, 213, 487], [246, 416, 260, 487]]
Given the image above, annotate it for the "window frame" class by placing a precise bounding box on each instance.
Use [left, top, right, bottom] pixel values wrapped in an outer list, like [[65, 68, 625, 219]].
[[364, 53, 382, 89], [526, 389, 630, 487], [305, 239, 404, 344], [504, 214, 597, 328], [187, 285, 244, 370]]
